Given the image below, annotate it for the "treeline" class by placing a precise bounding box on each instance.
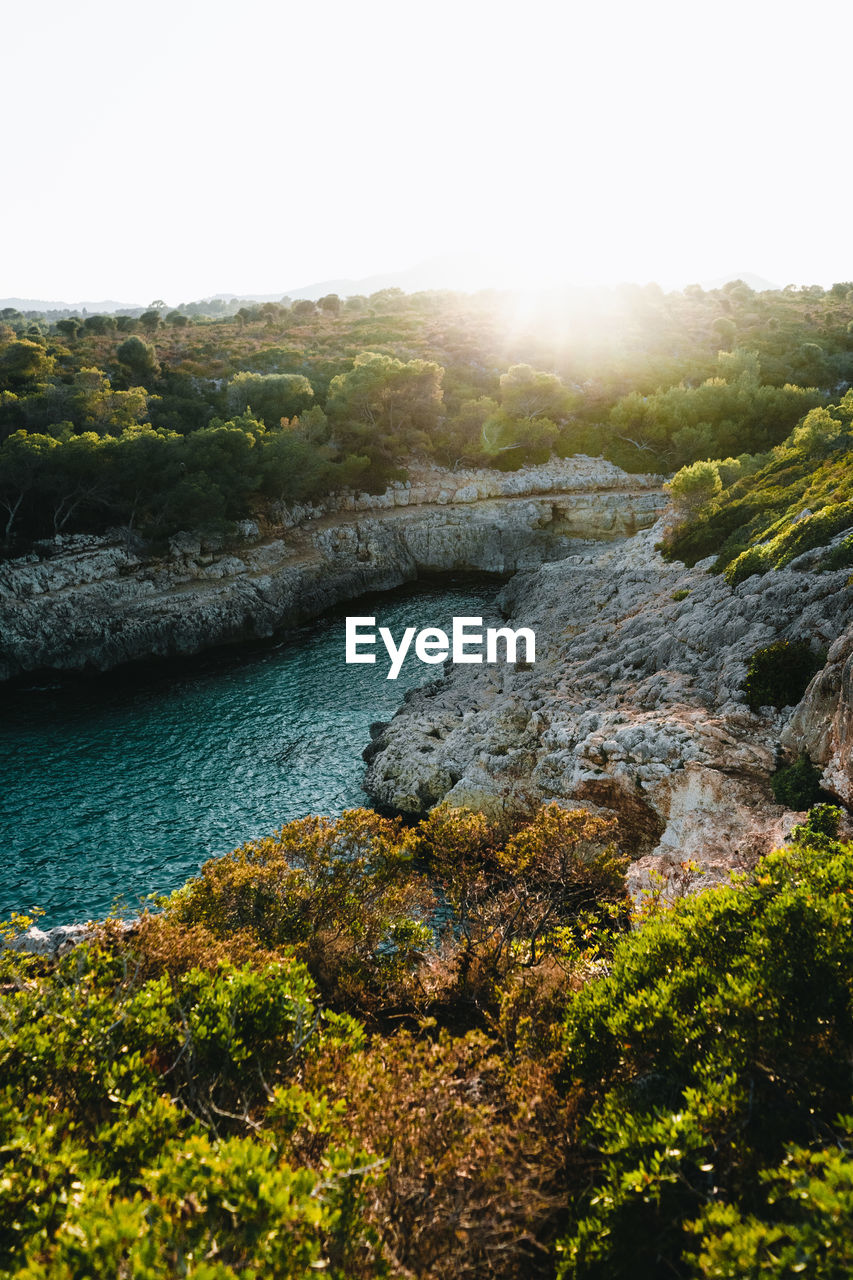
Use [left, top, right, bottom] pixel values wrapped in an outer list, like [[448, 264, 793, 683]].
[[2, 801, 852, 1277], [3, 279, 853, 544]]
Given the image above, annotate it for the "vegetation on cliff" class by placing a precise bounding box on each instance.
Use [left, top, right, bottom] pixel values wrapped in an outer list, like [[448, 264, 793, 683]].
[[662, 387, 853, 580], [3, 279, 853, 545], [2, 803, 852, 1278]]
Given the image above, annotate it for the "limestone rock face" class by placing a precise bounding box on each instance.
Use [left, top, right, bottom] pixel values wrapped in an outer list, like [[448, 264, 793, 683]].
[[782, 627, 853, 803], [0, 461, 666, 681], [364, 522, 853, 893]]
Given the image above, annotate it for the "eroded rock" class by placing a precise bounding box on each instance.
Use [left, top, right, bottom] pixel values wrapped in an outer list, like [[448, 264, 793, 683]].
[[365, 521, 853, 894]]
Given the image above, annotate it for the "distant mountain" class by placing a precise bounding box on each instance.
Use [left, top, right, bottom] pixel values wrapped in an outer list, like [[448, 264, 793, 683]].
[[0, 259, 481, 315], [696, 272, 780, 293], [224, 254, 514, 303], [0, 297, 144, 315]]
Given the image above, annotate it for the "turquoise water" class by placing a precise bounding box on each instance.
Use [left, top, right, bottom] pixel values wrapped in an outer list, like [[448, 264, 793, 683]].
[[0, 578, 502, 927]]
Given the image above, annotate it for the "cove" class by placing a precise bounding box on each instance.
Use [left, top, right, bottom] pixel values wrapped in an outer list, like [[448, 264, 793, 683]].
[[0, 576, 503, 928]]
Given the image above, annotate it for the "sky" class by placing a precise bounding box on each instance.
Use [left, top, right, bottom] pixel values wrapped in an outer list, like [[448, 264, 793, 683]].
[[3, 0, 851, 304]]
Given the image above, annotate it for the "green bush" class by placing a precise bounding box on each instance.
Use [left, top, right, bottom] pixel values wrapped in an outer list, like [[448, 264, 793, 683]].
[[743, 639, 823, 711], [790, 802, 842, 843], [771, 753, 826, 809], [688, 1131, 853, 1279], [0, 943, 377, 1278], [822, 530, 853, 571], [556, 835, 853, 1278]]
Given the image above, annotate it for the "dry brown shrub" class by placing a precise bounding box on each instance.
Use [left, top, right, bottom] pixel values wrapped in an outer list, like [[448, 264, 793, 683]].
[[307, 1028, 579, 1280], [94, 913, 281, 981]]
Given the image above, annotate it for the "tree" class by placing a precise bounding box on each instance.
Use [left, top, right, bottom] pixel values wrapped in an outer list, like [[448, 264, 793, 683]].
[[326, 351, 444, 462], [711, 315, 736, 348], [226, 372, 314, 425], [499, 364, 575, 422], [665, 458, 723, 517], [39, 431, 118, 533], [117, 336, 160, 383], [70, 368, 150, 433], [318, 293, 341, 316], [139, 309, 161, 333], [0, 340, 55, 391], [82, 314, 115, 335], [477, 364, 576, 460], [0, 430, 59, 538]]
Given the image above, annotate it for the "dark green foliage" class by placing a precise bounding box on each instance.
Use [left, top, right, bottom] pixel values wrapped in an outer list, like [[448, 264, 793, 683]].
[[742, 639, 823, 712], [790, 802, 842, 844], [686, 1131, 853, 1278], [556, 836, 853, 1278], [771, 753, 826, 809], [607, 349, 820, 472], [116, 335, 159, 381], [226, 370, 315, 424], [822, 530, 853, 571], [0, 942, 378, 1278]]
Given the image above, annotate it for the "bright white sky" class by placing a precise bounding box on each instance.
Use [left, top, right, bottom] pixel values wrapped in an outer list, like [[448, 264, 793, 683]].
[[3, 0, 850, 304]]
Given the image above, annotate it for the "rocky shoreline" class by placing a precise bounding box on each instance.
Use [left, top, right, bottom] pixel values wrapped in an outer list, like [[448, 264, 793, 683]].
[[8, 451, 850, 921], [0, 457, 665, 682], [364, 522, 853, 896]]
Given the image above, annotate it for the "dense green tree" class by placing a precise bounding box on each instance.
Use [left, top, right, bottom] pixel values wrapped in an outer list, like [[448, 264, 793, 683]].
[[226, 371, 314, 425], [116, 336, 160, 383], [327, 350, 444, 468], [0, 430, 60, 537], [0, 339, 55, 390]]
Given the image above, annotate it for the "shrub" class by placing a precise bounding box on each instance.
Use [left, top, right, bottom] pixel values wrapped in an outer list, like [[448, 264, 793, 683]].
[[790, 802, 842, 844], [771, 753, 827, 809], [742, 638, 823, 711], [665, 459, 722, 518], [556, 835, 853, 1278], [167, 809, 435, 1018], [687, 1128, 853, 1279], [308, 1028, 570, 1280], [0, 943, 378, 1277], [822, 530, 853, 571]]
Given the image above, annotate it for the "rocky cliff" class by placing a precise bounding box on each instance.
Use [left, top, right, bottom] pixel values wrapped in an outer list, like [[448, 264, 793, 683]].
[[0, 458, 665, 681], [364, 522, 853, 896]]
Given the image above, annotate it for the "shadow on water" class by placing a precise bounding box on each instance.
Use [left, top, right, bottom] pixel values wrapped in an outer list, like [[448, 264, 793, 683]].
[[0, 574, 505, 926]]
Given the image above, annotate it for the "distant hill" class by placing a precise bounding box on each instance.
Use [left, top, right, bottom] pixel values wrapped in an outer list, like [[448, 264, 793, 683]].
[[230, 254, 514, 302], [0, 269, 803, 314], [697, 271, 780, 293], [0, 297, 145, 315]]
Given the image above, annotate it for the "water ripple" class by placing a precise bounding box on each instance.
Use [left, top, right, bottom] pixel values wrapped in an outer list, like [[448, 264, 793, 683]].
[[0, 578, 501, 925]]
